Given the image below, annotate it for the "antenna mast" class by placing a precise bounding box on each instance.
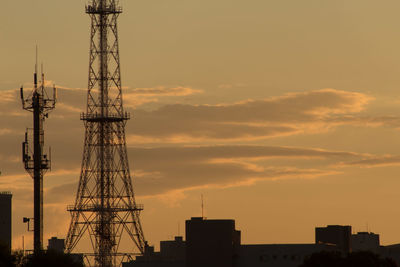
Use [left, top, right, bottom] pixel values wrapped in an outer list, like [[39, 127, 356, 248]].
[[201, 194, 204, 219], [21, 49, 57, 255]]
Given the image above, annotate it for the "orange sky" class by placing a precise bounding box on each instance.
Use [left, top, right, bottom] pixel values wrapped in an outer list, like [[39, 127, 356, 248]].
[[3, 0, 400, 252]]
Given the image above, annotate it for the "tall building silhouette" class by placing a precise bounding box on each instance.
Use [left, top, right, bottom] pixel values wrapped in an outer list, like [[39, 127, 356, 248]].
[[65, 0, 146, 266], [0, 192, 12, 251], [185, 217, 241, 267]]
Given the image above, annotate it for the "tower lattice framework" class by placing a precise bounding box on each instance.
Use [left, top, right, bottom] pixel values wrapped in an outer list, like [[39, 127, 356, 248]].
[[65, 1, 146, 266]]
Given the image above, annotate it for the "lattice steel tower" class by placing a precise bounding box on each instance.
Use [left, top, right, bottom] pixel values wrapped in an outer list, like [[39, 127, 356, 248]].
[[65, 1, 146, 266]]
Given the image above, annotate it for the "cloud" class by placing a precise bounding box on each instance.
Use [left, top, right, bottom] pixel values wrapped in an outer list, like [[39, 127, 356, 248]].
[[0, 86, 381, 200], [218, 83, 247, 89], [0, 145, 364, 203], [0, 87, 377, 179], [0, 86, 378, 146], [123, 86, 202, 108], [46, 182, 78, 204], [32, 146, 361, 203], [29, 145, 350, 203], [127, 86, 202, 97], [128, 89, 373, 143], [340, 155, 400, 168], [127, 145, 362, 197]]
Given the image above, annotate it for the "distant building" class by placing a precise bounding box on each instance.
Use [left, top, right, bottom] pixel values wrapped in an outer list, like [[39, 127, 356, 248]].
[[47, 237, 65, 253], [46, 236, 83, 265], [352, 232, 380, 252], [123, 220, 354, 267], [235, 243, 338, 267], [0, 192, 12, 251], [186, 217, 241, 267], [123, 236, 186, 267], [315, 225, 351, 253], [160, 236, 186, 263]]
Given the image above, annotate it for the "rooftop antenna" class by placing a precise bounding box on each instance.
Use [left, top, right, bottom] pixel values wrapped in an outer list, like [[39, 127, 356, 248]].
[[34, 45, 38, 89], [41, 63, 44, 86], [201, 194, 204, 219]]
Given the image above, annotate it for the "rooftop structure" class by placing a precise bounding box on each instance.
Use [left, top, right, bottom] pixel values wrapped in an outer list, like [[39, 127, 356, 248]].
[[352, 232, 380, 252], [47, 237, 65, 253], [123, 236, 185, 267], [315, 225, 352, 253]]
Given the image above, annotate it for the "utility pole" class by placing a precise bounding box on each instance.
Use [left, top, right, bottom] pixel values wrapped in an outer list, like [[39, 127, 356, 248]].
[[21, 51, 57, 255]]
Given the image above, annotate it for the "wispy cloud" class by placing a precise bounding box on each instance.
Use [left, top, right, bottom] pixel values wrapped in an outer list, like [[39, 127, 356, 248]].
[[123, 86, 202, 108], [126, 145, 363, 196], [0, 86, 382, 145], [127, 86, 202, 96], [128, 89, 374, 143], [339, 155, 400, 168], [0, 145, 366, 202]]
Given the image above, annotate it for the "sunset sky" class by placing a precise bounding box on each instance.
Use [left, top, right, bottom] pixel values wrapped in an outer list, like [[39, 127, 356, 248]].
[[3, 0, 400, 252]]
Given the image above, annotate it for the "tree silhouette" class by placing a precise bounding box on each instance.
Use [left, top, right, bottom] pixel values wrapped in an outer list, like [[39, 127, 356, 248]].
[[22, 250, 83, 267], [299, 250, 343, 267], [346, 251, 397, 267], [0, 242, 16, 267], [300, 251, 397, 267]]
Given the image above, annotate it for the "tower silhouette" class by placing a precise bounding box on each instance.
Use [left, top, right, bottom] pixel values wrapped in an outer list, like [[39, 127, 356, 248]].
[[65, 0, 146, 266], [21, 53, 57, 255]]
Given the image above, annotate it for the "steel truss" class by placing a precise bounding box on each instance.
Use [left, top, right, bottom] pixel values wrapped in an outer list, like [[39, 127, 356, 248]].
[[65, 1, 146, 266]]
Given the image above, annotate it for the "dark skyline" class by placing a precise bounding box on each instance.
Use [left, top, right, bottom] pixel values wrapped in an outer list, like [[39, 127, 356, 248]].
[[2, 0, 400, 252]]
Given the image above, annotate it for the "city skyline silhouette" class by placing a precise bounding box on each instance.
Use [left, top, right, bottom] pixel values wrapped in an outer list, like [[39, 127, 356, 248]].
[[2, 0, 400, 256]]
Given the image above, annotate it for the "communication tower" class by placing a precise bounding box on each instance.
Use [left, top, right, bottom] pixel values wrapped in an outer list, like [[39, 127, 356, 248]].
[[21, 52, 57, 255], [65, 0, 146, 266]]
